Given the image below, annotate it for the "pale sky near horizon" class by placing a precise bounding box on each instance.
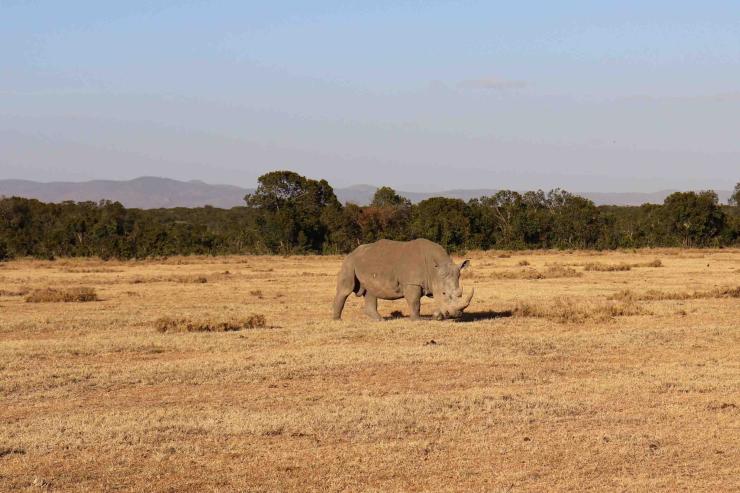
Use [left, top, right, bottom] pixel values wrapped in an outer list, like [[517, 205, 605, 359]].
[[1, 1, 739, 192]]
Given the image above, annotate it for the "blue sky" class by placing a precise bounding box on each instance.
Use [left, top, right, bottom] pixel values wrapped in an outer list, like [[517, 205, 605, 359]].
[[1, 1, 739, 191]]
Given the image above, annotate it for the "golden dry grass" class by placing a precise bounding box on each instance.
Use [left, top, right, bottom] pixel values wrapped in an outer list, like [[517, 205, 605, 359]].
[[1, 248, 739, 491]]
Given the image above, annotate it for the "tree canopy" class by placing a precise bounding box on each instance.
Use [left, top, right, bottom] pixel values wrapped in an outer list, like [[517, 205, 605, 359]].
[[1, 171, 737, 259]]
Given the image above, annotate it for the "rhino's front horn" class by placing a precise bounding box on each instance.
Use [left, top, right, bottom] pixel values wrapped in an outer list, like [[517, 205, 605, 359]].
[[448, 286, 475, 313]]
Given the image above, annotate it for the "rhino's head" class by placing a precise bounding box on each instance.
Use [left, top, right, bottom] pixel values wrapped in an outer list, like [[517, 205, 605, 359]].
[[432, 259, 474, 319]]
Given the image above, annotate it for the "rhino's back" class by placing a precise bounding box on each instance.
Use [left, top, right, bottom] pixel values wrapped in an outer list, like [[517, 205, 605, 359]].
[[350, 238, 442, 267]]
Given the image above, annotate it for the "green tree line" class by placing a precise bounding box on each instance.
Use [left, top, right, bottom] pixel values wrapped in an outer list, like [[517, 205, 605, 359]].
[[1, 170, 738, 260]]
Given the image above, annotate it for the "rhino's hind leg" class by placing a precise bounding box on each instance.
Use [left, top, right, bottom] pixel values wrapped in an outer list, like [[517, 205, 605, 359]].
[[363, 294, 382, 321], [403, 285, 422, 320], [333, 289, 352, 320], [333, 265, 357, 320]]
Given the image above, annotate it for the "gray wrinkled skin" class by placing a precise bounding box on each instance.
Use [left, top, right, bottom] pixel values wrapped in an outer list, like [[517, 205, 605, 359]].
[[332, 238, 473, 321]]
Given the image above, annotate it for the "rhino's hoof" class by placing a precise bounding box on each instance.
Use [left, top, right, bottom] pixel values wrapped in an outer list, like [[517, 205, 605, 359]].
[[433, 311, 444, 321]]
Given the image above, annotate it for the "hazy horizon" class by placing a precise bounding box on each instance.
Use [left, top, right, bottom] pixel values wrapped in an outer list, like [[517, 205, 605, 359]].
[[2, 2, 739, 193], [0, 174, 734, 196]]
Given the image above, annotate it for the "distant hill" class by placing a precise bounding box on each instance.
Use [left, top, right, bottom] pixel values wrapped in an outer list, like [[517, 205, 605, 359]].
[[0, 177, 252, 209], [0, 177, 732, 208]]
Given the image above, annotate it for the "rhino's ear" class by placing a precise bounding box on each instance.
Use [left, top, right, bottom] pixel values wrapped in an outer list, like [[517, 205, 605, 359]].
[[459, 259, 471, 271]]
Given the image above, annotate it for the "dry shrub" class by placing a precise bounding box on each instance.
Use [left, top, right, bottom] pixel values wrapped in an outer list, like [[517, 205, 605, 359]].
[[518, 260, 530, 266], [62, 267, 122, 273], [180, 275, 208, 284], [250, 289, 264, 299], [610, 286, 739, 302], [497, 253, 511, 258], [513, 297, 646, 323], [130, 274, 216, 284], [155, 314, 267, 333], [541, 265, 582, 278], [583, 262, 632, 272], [25, 287, 98, 303], [584, 259, 662, 271], [0, 286, 30, 297]]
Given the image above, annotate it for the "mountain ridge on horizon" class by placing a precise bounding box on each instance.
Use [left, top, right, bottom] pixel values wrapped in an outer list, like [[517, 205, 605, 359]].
[[0, 176, 732, 209]]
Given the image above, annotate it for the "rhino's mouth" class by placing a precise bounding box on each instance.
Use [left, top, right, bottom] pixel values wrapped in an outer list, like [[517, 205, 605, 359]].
[[436, 287, 475, 319]]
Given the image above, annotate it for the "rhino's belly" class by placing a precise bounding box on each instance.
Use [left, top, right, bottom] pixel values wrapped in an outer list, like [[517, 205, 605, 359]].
[[357, 273, 404, 300]]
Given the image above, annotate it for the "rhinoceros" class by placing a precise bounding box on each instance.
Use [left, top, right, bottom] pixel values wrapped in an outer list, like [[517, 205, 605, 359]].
[[332, 238, 474, 320]]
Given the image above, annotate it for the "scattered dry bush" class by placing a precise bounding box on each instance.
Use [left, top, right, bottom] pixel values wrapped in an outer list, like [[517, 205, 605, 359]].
[[155, 314, 267, 333], [513, 297, 647, 323], [518, 260, 530, 266], [25, 287, 99, 303], [638, 259, 663, 267], [250, 289, 264, 299], [609, 286, 739, 302]]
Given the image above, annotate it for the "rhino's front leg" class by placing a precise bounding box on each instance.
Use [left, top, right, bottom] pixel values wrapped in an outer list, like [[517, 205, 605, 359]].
[[363, 294, 382, 321], [403, 285, 422, 320]]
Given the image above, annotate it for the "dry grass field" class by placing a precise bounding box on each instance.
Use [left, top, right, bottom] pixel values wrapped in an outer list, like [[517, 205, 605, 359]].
[[1, 249, 738, 492]]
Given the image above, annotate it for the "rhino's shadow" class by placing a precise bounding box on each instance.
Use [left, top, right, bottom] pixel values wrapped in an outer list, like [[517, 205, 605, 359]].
[[454, 309, 513, 323], [383, 309, 513, 322]]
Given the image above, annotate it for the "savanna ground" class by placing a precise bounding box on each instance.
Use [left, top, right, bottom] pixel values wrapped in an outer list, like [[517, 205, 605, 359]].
[[1, 249, 738, 492]]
